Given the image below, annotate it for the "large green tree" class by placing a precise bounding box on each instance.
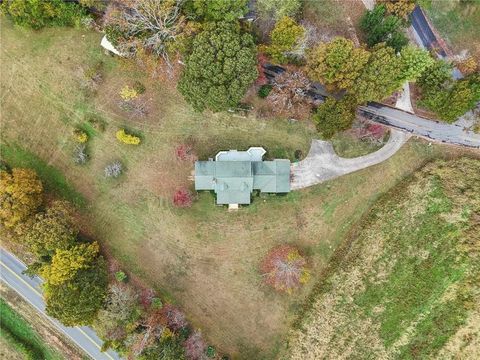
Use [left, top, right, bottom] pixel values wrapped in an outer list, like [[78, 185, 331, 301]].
[[22, 201, 77, 260], [0, 0, 86, 29], [262, 16, 305, 64], [360, 4, 408, 52], [306, 37, 370, 91], [187, 0, 248, 21], [0, 168, 43, 229], [351, 44, 403, 103], [177, 21, 257, 112], [45, 260, 108, 326], [398, 46, 435, 82], [313, 97, 357, 139]]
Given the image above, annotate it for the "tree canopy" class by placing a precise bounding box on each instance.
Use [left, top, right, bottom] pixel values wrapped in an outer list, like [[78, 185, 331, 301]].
[[360, 4, 408, 52], [398, 45, 435, 82], [0, 168, 43, 229], [177, 21, 257, 112], [262, 16, 305, 64], [187, 0, 248, 21], [256, 0, 302, 20], [313, 97, 357, 139], [306, 37, 370, 91]]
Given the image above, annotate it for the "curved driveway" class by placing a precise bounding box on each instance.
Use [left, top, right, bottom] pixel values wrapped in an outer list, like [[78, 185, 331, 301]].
[[291, 129, 410, 189]]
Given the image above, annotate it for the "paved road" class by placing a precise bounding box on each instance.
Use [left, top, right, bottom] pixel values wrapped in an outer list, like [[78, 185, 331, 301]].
[[291, 129, 410, 189], [359, 104, 480, 148], [0, 248, 122, 360]]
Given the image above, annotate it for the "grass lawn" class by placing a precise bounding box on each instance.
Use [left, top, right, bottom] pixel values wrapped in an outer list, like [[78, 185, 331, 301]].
[[0, 297, 64, 360], [288, 158, 480, 359], [419, 0, 480, 58], [1, 19, 478, 358], [330, 129, 390, 158]]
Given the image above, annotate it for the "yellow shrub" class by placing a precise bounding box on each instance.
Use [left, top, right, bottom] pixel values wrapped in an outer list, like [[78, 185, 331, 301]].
[[116, 129, 141, 145], [119, 85, 138, 101], [73, 129, 88, 143]]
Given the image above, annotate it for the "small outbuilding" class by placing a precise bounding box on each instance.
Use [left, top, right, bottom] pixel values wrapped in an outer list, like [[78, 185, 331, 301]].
[[195, 147, 290, 206]]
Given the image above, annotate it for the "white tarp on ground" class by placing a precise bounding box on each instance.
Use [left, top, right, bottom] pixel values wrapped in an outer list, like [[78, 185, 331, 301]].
[[100, 35, 124, 56]]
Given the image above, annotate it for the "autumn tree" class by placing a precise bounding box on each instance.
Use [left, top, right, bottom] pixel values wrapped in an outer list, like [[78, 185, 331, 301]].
[[261, 245, 310, 293], [40, 242, 100, 285], [306, 37, 370, 91], [159, 304, 188, 332], [177, 21, 257, 112], [262, 16, 305, 64], [360, 4, 408, 52], [351, 44, 403, 103], [379, 0, 416, 20], [312, 97, 357, 138], [456, 56, 478, 76], [45, 260, 108, 326], [187, 0, 248, 21], [22, 201, 77, 260], [184, 331, 207, 360], [0, 168, 43, 229], [398, 45, 434, 82]]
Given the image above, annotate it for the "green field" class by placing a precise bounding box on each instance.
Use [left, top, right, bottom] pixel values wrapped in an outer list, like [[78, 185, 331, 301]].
[[288, 158, 480, 359], [419, 0, 480, 58], [1, 18, 478, 358], [0, 298, 63, 360]]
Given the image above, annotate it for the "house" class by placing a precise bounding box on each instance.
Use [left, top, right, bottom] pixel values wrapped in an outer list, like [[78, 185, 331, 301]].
[[195, 147, 290, 206]]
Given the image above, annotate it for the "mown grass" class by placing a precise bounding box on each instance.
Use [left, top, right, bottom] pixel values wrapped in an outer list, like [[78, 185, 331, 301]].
[[0, 298, 63, 360], [1, 17, 477, 359], [330, 130, 390, 158], [288, 158, 480, 359]]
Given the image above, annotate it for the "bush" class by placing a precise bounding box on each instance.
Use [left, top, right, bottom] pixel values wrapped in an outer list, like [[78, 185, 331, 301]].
[[184, 331, 207, 360], [104, 161, 123, 178], [72, 144, 88, 165], [115, 271, 127, 282], [116, 129, 141, 145], [1, 0, 87, 29], [133, 81, 146, 95], [261, 245, 310, 293], [258, 84, 273, 98], [73, 129, 88, 143], [119, 86, 138, 101], [173, 189, 193, 208]]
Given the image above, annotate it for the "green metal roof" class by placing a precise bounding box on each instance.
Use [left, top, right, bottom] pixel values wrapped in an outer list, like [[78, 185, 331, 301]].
[[195, 153, 291, 205]]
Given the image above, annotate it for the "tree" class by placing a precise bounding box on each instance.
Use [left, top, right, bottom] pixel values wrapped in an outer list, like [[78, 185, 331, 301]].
[[40, 242, 100, 285], [187, 0, 248, 22], [0, 168, 43, 229], [104, 0, 184, 61], [45, 261, 108, 326], [261, 245, 310, 293], [351, 44, 403, 103], [138, 336, 186, 360], [262, 16, 305, 64], [306, 37, 370, 91], [312, 98, 357, 139], [177, 21, 257, 112], [256, 0, 302, 20], [398, 46, 435, 82], [159, 304, 187, 332], [379, 0, 416, 20], [417, 59, 453, 94], [184, 330, 207, 360], [360, 4, 408, 52], [0, 0, 87, 29], [268, 69, 314, 119], [455, 56, 478, 76], [22, 201, 77, 259]]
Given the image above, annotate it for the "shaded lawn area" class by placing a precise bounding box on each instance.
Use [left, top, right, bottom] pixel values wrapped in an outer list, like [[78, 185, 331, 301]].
[[419, 0, 480, 58], [288, 158, 480, 359], [1, 18, 477, 359]]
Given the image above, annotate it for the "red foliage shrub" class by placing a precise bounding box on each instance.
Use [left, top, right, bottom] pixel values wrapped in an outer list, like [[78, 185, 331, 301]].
[[256, 53, 269, 86], [160, 304, 188, 332], [184, 331, 207, 360], [261, 245, 310, 293], [175, 144, 194, 161], [365, 123, 386, 140], [173, 188, 193, 208]]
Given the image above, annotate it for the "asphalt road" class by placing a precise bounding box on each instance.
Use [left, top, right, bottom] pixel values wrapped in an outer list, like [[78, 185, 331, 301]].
[[0, 248, 122, 360], [359, 104, 480, 148]]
